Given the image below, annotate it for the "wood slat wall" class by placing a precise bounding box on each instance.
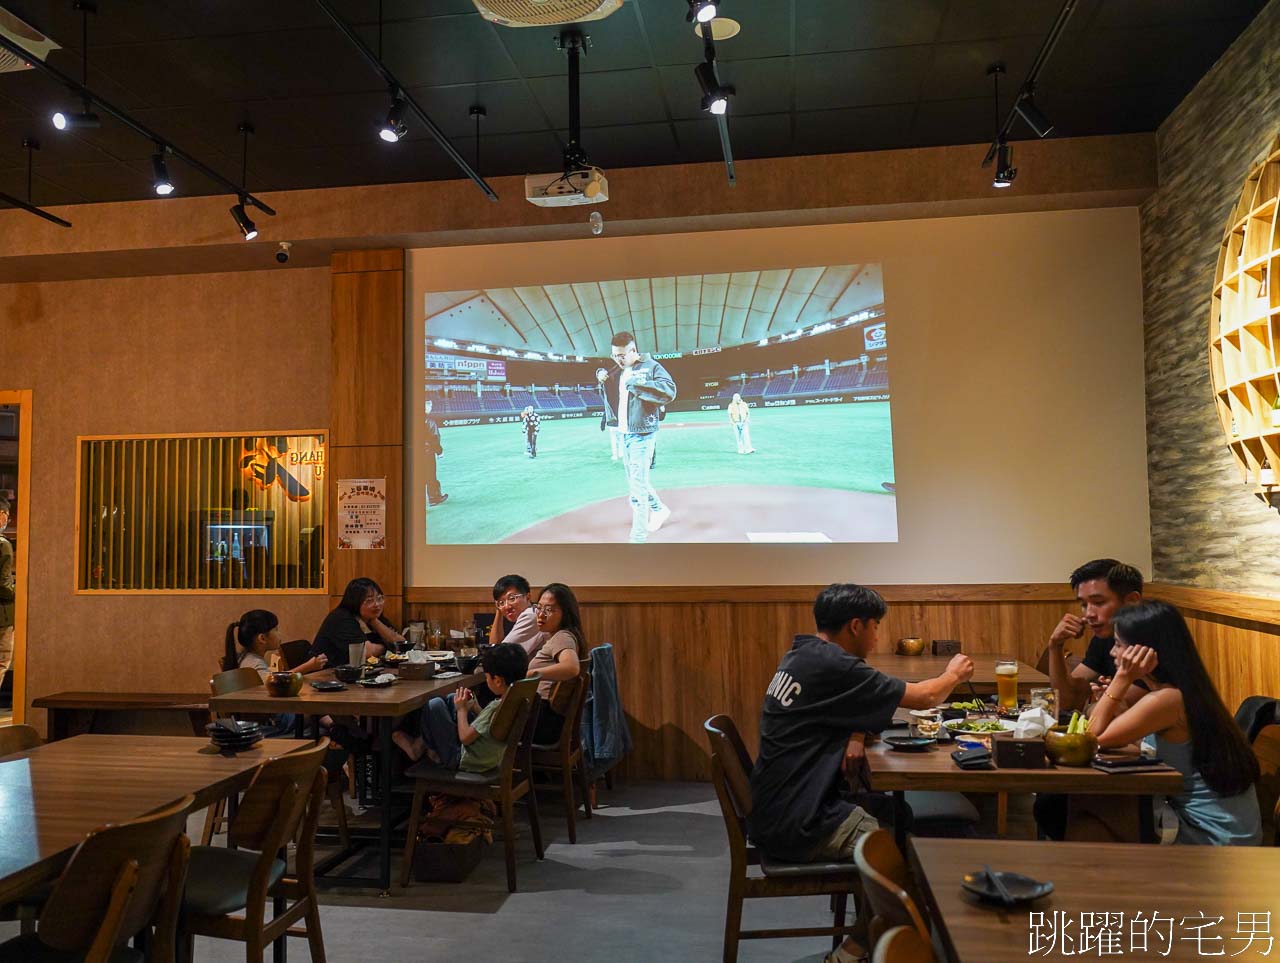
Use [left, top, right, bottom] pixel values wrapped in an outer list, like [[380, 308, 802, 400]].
[[405, 582, 1280, 782]]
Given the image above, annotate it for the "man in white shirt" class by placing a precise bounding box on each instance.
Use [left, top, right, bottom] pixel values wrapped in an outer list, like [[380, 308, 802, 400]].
[[487, 574, 547, 656]]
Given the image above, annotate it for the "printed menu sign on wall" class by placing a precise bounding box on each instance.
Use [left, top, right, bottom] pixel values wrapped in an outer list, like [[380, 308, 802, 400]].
[[337, 477, 387, 550]]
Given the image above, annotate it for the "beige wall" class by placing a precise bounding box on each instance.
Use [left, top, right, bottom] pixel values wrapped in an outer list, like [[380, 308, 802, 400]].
[[408, 209, 1152, 586], [0, 267, 333, 725]]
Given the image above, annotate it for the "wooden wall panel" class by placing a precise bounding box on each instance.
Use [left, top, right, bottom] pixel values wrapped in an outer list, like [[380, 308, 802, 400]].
[[330, 251, 403, 449], [406, 582, 1280, 781]]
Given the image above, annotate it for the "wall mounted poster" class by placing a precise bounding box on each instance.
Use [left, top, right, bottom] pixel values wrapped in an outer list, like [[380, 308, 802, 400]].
[[337, 477, 386, 549]]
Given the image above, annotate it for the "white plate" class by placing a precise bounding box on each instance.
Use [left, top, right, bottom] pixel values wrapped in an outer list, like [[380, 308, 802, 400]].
[[943, 718, 1016, 734], [425, 651, 453, 660]]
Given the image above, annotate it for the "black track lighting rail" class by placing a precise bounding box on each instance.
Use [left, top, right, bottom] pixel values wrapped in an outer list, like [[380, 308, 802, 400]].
[[0, 190, 71, 228], [981, 0, 1079, 167], [0, 31, 277, 217], [698, 21, 736, 186], [314, 0, 498, 202]]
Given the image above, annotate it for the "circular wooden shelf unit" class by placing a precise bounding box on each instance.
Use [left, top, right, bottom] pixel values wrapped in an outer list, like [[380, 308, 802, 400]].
[[1211, 135, 1280, 506]]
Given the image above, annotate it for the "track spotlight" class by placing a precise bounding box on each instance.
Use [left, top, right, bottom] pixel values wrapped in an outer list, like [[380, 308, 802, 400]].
[[52, 101, 99, 130], [379, 95, 407, 143], [687, 0, 717, 23], [993, 139, 1016, 188], [230, 198, 258, 240], [695, 61, 733, 115], [151, 151, 174, 196], [1014, 94, 1054, 138]]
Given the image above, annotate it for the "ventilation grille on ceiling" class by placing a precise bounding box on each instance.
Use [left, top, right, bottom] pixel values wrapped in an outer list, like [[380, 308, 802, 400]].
[[0, 7, 59, 73], [472, 0, 623, 27]]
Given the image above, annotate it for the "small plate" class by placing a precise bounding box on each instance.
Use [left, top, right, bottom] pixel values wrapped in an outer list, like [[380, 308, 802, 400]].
[[884, 735, 935, 752], [310, 680, 347, 691], [434, 671, 463, 679], [962, 869, 1054, 905], [356, 677, 395, 688]]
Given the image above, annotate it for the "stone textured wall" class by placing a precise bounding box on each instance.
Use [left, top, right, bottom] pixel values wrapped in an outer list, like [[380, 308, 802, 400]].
[[1142, 0, 1280, 594]]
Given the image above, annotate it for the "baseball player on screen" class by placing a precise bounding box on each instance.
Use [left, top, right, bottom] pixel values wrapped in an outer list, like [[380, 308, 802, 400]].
[[521, 405, 541, 459], [597, 331, 677, 543]]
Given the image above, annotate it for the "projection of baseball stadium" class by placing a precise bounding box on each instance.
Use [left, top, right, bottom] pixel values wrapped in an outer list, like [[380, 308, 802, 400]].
[[415, 264, 895, 545]]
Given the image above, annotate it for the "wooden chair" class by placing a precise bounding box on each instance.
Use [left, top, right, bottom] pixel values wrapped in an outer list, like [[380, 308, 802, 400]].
[[853, 830, 931, 946], [179, 740, 330, 963], [1252, 724, 1280, 845], [399, 677, 545, 893], [278, 640, 311, 670], [873, 925, 936, 963], [201, 668, 266, 846], [704, 714, 861, 963], [0, 794, 192, 963], [0, 723, 40, 757], [531, 657, 593, 842]]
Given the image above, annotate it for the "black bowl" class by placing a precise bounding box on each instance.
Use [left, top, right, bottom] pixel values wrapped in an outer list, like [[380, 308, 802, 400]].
[[940, 707, 968, 722], [333, 665, 361, 683], [456, 655, 481, 674]]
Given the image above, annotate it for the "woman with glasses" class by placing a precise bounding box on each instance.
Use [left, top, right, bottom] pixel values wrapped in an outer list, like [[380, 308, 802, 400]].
[[529, 583, 587, 745], [308, 576, 406, 668]]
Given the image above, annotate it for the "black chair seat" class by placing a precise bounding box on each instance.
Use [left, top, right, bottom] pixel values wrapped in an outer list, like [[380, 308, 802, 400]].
[[0, 934, 143, 963], [905, 790, 980, 825], [183, 847, 286, 917], [759, 854, 860, 878], [403, 760, 500, 787]]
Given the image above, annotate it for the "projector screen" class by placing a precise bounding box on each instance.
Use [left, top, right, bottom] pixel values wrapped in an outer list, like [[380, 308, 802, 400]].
[[412, 264, 896, 545]]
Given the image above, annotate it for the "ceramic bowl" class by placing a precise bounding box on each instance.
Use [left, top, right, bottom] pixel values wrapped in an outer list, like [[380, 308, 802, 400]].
[[265, 671, 303, 697], [896, 637, 925, 656], [333, 665, 361, 684]]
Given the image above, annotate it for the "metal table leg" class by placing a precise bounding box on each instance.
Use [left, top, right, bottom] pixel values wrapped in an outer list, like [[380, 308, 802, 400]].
[[379, 717, 393, 895]]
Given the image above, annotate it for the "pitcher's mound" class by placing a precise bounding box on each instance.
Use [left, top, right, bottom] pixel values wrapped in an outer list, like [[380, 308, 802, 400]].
[[502, 484, 897, 543]]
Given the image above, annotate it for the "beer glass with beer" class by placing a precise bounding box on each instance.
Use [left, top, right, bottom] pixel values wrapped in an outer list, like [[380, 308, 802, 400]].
[[995, 660, 1019, 710]]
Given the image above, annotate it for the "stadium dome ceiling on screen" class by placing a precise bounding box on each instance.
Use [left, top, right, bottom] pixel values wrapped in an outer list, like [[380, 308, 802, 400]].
[[422, 264, 883, 356]]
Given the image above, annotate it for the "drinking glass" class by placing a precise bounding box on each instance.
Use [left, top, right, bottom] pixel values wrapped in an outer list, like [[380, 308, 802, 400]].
[[995, 660, 1019, 710], [1030, 687, 1056, 716], [912, 711, 942, 740]]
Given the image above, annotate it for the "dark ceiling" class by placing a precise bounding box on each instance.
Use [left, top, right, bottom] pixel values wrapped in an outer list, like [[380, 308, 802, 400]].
[[0, 0, 1268, 209]]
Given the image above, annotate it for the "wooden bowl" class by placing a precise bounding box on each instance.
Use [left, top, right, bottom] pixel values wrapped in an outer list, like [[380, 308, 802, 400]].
[[1043, 725, 1098, 766], [265, 671, 303, 697], [895, 637, 925, 656]]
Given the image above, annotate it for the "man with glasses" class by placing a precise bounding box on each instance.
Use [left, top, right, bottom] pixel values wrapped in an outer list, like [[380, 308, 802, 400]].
[[597, 331, 677, 543], [487, 574, 547, 656]]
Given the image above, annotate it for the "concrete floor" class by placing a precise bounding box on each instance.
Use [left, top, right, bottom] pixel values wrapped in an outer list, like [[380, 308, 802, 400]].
[[1, 781, 855, 963]]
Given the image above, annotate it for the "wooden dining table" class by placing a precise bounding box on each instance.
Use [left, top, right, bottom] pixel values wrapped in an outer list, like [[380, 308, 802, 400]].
[[866, 737, 1185, 847], [909, 837, 1280, 961], [31, 691, 212, 740], [0, 734, 309, 906], [209, 666, 483, 894], [867, 653, 1049, 693]]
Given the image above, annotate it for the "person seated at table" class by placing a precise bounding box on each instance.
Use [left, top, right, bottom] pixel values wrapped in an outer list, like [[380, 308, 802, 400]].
[[487, 573, 548, 656], [748, 583, 973, 963], [1046, 558, 1146, 713], [393, 643, 528, 769], [528, 582, 587, 745], [223, 609, 327, 678], [1084, 600, 1260, 846], [309, 577, 405, 667]]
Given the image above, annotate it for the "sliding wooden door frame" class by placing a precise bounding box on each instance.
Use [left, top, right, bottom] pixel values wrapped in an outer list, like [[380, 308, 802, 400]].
[[0, 390, 32, 724]]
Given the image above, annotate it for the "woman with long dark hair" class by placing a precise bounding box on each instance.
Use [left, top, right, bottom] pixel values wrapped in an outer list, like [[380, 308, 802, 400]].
[[528, 582, 586, 745], [308, 577, 406, 667], [1089, 600, 1260, 845]]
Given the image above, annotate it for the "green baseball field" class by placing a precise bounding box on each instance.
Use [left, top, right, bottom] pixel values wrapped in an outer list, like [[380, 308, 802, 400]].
[[423, 403, 897, 544]]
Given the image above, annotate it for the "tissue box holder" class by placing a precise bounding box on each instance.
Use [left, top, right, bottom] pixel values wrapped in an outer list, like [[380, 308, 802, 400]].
[[995, 738, 1047, 769]]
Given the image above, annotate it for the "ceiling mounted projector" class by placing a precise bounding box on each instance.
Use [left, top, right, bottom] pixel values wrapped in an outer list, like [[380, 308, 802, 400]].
[[525, 167, 608, 207], [471, 0, 623, 27]]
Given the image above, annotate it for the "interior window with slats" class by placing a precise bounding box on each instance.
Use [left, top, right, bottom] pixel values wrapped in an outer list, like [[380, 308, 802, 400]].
[[76, 432, 327, 593]]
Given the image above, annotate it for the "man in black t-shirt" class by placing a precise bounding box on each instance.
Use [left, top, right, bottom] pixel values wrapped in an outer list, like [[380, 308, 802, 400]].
[[748, 585, 974, 864], [1046, 559, 1145, 712]]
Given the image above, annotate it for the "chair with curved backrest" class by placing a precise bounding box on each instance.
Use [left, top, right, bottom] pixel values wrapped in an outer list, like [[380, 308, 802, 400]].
[[200, 667, 267, 846], [278, 640, 311, 670], [1252, 724, 1280, 846], [853, 830, 931, 946], [0, 723, 40, 757], [704, 714, 861, 963], [531, 655, 593, 843], [0, 794, 192, 963], [180, 740, 330, 963], [399, 676, 545, 893], [873, 925, 936, 963]]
